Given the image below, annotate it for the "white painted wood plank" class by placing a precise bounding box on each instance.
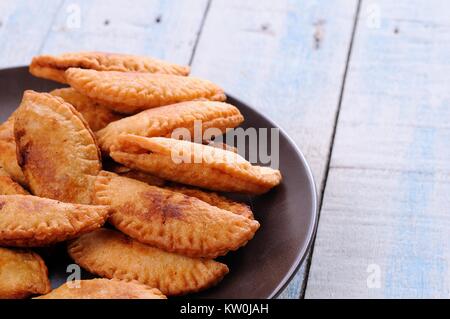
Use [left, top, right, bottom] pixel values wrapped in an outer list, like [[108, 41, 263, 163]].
[[191, 0, 359, 298], [306, 0, 450, 298], [307, 168, 450, 298], [40, 0, 209, 65], [332, 124, 450, 173], [0, 0, 64, 68]]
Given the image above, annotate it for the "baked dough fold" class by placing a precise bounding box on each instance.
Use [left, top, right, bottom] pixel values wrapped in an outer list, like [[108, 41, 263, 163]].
[[36, 278, 166, 299], [96, 100, 243, 153], [0, 195, 110, 247], [0, 114, 26, 185], [50, 88, 122, 132], [14, 90, 101, 204], [30, 51, 190, 83], [0, 167, 29, 195], [111, 135, 282, 194], [65, 68, 226, 114], [94, 171, 259, 258], [0, 247, 51, 299], [68, 229, 229, 296]]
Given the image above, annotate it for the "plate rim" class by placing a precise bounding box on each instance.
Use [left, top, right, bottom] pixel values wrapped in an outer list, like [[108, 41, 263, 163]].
[[0, 66, 319, 299], [226, 95, 319, 299]]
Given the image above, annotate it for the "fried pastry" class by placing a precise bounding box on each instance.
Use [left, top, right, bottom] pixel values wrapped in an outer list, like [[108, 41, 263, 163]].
[[14, 91, 101, 204], [104, 162, 250, 218], [68, 229, 229, 296], [65, 68, 226, 114], [0, 167, 29, 195], [0, 247, 50, 299], [110, 135, 282, 194], [50, 88, 123, 131], [166, 185, 253, 219], [0, 195, 110, 247], [203, 140, 239, 153], [30, 51, 189, 83], [96, 101, 243, 153], [108, 163, 165, 186], [36, 279, 166, 299], [0, 115, 26, 185], [94, 171, 259, 258]]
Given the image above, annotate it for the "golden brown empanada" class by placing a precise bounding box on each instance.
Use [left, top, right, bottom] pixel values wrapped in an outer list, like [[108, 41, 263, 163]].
[[0, 247, 51, 299], [96, 101, 243, 153], [0, 195, 110, 247], [35, 279, 166, 299], [68, 229, 229, 296], [0, 167, 29, 195], [94, 171, 259, 258], [0, 115, 26, 185], [166, 185, 253, 219], [104, 161, 251, 218], [110, 135, 282, 194], [65, 68, 226, 114], [203, 140, 239, 153], [14, 91, 102, 204], [104, 162, 251, 218], [30, 51, 189, 83], [50, 88, 123, 132], [107, 163, 165, 186]]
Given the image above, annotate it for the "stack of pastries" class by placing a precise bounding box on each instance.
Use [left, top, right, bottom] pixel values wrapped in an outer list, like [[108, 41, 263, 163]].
[[0, 52, 282, 299]]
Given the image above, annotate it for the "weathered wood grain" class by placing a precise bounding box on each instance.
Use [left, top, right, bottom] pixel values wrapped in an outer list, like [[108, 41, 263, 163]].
[[307, 168, 450, 298], [306, 0, 450, 298], [39, 0, 209, 64], [0, 0, 64, 68], [191, 0, 359, 298]]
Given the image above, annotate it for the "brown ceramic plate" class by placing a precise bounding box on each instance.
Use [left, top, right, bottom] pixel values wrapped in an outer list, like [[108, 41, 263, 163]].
[[0, 66, 318, 299]]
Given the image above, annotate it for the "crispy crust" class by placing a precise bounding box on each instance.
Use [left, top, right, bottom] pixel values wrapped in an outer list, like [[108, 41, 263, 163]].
[[0, 195, 110, 247], [65, 68, 226, 114], [0, 247, 51, 299], [110, 135, 282, 194], [30, 51, 190, 83], [203, 140, 239, 153], [104, 163, 251, 218], [68, 229, 229, 296], [94, 171, 259, 258], [14, 91, 102, 204], [107, 163, 165, 186], [166, 185, 253, 219], [0, 115, 26, 185], [35, 278, 166, 299], [50, 88, 123, 132], [96, 101, 243, 153], [0, 167, 29, 195], [29, 65, 67, 83]]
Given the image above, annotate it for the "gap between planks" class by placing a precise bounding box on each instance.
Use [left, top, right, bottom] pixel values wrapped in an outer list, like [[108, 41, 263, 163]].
[[188, 0, 212, 66], [300, 0, 363, 298], [190, 0, 363, 298]]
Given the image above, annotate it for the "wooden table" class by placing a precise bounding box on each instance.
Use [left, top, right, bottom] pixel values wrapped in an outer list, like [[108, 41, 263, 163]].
[[1, 0, 448, 298]]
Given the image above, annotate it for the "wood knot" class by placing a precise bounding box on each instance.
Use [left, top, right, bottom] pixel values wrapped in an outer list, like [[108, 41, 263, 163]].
[[313, 19, 326, 50]]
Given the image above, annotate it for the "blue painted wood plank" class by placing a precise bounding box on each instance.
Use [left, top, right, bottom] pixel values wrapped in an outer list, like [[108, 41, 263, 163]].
[[0, 0, 64, 68], [191, 0, 359, 298], [306, 0, 450, 298], [39, 0, 209, 65]]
